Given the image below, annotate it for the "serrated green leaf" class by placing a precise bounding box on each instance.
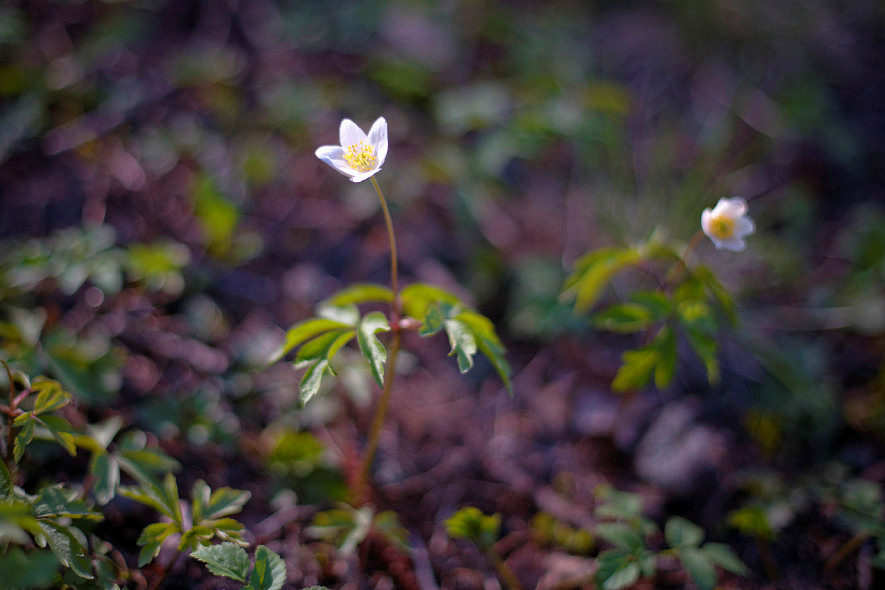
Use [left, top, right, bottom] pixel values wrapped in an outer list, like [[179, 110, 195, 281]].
[[31, 378, 71, 415], [270, 318, 353, 363], [702, 542, 748, 576], [244, 545, 287, 590], [91, 452, 119, 505], [179, 524, 215, 551], [191, 542, 250, 582], [38, 520, 93, 579], [595, 550, 641, 590], [32, 486, 102, 521], [444, 318, 477, 373], [357, 311, 390, 386], [612, 347, 658, 392], [37, 414, 77, 456], [210, 517, 247, 544], [664, 516, 704, 548], [136, 522, 179, 567], [678, 547, 717, 590], [191, 479, 211, 524], [400, 283, 460, 319], [201, 486, 251, 522], [161, 472, 184, 526], [13, 413, 36, 462], [320, 283, 394, 307], [595, 523, 644, 553]]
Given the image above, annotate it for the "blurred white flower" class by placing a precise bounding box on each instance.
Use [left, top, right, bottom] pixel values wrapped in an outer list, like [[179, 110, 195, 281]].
[[701, 197, 755, 251], [315, 117, 388, 183]]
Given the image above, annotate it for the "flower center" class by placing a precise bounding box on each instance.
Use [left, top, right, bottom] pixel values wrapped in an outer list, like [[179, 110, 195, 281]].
[[710, 216, 735, 239], [344, 141, 377, 172]]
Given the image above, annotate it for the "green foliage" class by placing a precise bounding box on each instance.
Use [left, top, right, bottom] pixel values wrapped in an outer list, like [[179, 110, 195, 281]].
[[273, 281, 513, 403], [191, 543, 287, 590], [309, 504, 408, 555], [590, 485, 747, 590], [121, 474, 250, 566], [565, 240, 735, 391], [531, 512, 595, 555], [263, 430, 346, 504], [445, 506, 501, 552]]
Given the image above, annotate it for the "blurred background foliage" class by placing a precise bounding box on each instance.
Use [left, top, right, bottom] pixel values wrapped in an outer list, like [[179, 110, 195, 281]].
[[0, 0, 884, 587]]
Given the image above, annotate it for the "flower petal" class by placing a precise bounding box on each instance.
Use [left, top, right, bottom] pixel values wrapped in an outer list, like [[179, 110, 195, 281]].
[[716, 197, 747, 219], [367, 117, 388, 167], [350, 168, 382, 183], [315, 145, 357, 177], [701, 209, 714, 237], [719, 236, 746, 251], [734, 216, 755, 237], [339, 118, 367, 148]]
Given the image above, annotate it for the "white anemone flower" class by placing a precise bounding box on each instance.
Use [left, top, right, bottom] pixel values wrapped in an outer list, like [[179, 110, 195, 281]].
[[315, 117, 388, 183], [701, 197, 756, 251]]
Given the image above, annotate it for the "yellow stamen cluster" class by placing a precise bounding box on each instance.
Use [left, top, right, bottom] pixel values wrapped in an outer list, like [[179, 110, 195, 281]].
[[344, 141, 377, 172], [709, 216, 735, 239]]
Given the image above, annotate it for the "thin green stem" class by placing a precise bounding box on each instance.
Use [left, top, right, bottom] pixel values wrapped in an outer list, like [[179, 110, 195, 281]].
[[371, 176, 399, 302], [357, 177, 402, 502]]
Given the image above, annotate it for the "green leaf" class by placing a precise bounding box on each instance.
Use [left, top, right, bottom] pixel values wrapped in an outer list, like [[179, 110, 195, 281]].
[[653, 326, 677, 389], [13, 413, 36, 462], [444, 318, 477, 373], [38, 520, 93, 579], [611, 347, 658, 392], [244, 545, 287, 590], [309, 506, 374, 555], [0, 546, 60, 589], [295, 330, 354, 365], [32, 486, 102, 521], [161, 472, 184, 526], [565, 247, 643, 312], [357, 311, 390, 386], [191, 542, 250, 582], [418, 302, 446, 336], [136, 522, 179, 567], [299, 359, 332, 405], [682, 326, 719, 385], [210, 517, 247, 544], [37, 414, 77, 456], [117, 447, 181, 480], [456, 310, 513, 394], [702, 542, 749, 576], [445, 507, 501, 551], [271, 318, 353, 363], [91, 452, 119, 505], [200, 485, 251, 522], [31, 378, 71, 415], [664, 516, 704, 548], [594, 550, 641, 590], [321, 284, 394, 307], [595, 523, 644, 553], [693, 266, 737, 325], [594, 303, 655, 334], [678, 547, 717, 590], [400, 283, 460, 319]]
